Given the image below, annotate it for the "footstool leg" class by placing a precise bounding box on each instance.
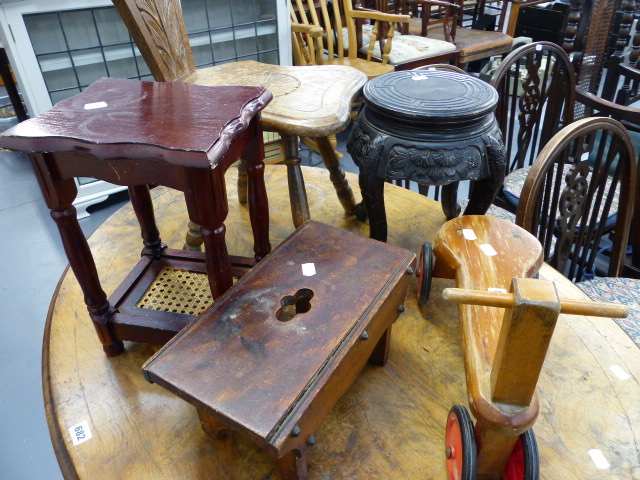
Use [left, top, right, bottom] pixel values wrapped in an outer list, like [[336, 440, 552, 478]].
[[369, 326, 392, 366], [274, 449, 308, 480], [315, 135, 357, 215], [197, 409, 229, 440], [282, 134, 310, 228]]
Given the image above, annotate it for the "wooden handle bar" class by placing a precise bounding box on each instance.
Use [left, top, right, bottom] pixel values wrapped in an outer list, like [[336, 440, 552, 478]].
[[442, 288, 629, 318]]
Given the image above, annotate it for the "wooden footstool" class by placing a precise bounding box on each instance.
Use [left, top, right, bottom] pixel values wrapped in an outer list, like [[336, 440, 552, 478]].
[[143, 221, 416, 479]]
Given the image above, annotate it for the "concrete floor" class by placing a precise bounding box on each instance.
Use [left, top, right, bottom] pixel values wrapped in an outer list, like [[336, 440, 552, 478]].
[[0, 113, 135, 479]]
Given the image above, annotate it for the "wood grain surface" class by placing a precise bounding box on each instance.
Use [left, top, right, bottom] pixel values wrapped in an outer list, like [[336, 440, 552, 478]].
[[44, 166, 640, 479]]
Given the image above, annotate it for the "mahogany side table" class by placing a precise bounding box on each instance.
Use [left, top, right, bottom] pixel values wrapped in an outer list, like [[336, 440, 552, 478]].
[[0, 77, 272, 356], [347, 70, 506, 242], [143, 220, 416, 480]]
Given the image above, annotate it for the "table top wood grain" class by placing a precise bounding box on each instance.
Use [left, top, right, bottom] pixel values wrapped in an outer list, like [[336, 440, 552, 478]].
[[44, 166, 640, 479]]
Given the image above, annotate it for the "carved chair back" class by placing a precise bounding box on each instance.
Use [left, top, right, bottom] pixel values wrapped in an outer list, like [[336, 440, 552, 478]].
[[383, 0, 459, 41], [563, 0, 618, 119], [290, 0, 409, 66], [515, 117, 637, 282], [491, 42, 576, 179], [112, 0, 196, 82]]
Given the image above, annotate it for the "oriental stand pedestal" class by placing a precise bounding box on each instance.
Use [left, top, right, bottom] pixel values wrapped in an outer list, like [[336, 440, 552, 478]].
[[347, 70, 506, 242], [0, 78, 272, 356]]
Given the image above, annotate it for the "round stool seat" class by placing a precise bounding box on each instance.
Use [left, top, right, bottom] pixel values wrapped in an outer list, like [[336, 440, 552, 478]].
[[362, 70, 498, 129]]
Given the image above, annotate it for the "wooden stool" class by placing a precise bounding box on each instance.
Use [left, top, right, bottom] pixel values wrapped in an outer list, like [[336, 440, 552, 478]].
[[347, 70, 506, 242], [143, 221, 416, 480], [0, 78, 272, 356]]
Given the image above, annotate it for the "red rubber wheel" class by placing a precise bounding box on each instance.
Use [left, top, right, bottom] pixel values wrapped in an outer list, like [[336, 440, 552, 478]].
[[417, 242, 433, 308], [445, 405, 477, 480], [502, 429, 539, 480]]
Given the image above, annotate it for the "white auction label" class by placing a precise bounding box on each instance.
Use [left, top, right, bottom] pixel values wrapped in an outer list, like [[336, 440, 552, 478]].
[[301, 263, 316, 276], [588, 449, 610, 470], [68, 420, 92, 446], [488, 288, 508, 293], [462, 229, 477, 240], [479, 244, 498, 256], [609, 365, 630, 380], [84, 101, 108, 110]]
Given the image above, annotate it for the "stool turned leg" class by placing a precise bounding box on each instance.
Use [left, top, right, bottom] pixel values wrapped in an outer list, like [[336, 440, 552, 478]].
[[315, 136, 357, 215], [183, 168, 234, 299], [128, 185, 164, 258], [282, 134, 310, 228], [183, 220, 204, 252], [274, 449, 308, 480], [237, 158, 248, 204], [51, 206, 123, 356], [242, 120, 271, 261], [359, 169, 387, 242]]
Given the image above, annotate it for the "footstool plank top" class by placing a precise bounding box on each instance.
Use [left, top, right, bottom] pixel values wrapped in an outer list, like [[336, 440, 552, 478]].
[[143, 221, 414, 442], [0, 77, 272, 168]]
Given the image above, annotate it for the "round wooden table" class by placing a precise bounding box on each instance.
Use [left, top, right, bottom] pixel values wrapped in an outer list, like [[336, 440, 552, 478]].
[[44, 166, 640, 479]]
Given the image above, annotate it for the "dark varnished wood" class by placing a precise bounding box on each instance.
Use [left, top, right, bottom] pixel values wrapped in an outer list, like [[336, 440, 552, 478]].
[[0, 77, 272, 355], [43, 166, 640, 479], [143, 220, 416, 479], [347, 70, 505, 241]]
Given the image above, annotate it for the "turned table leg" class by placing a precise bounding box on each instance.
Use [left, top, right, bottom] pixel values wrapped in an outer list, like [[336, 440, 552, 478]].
[[315, 135, 357, 215], [281, 134, 310, 228]]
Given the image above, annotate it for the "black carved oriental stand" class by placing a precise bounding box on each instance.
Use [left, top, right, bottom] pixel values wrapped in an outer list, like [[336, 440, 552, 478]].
[[347, 70, 506, 242]]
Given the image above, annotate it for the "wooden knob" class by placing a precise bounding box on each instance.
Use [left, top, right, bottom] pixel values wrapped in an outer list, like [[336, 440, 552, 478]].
[[442, 288, 629, 318]]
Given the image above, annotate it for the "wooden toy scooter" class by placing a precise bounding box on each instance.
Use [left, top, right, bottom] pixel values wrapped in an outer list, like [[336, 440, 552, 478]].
[[416, 215, 628, 479]]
